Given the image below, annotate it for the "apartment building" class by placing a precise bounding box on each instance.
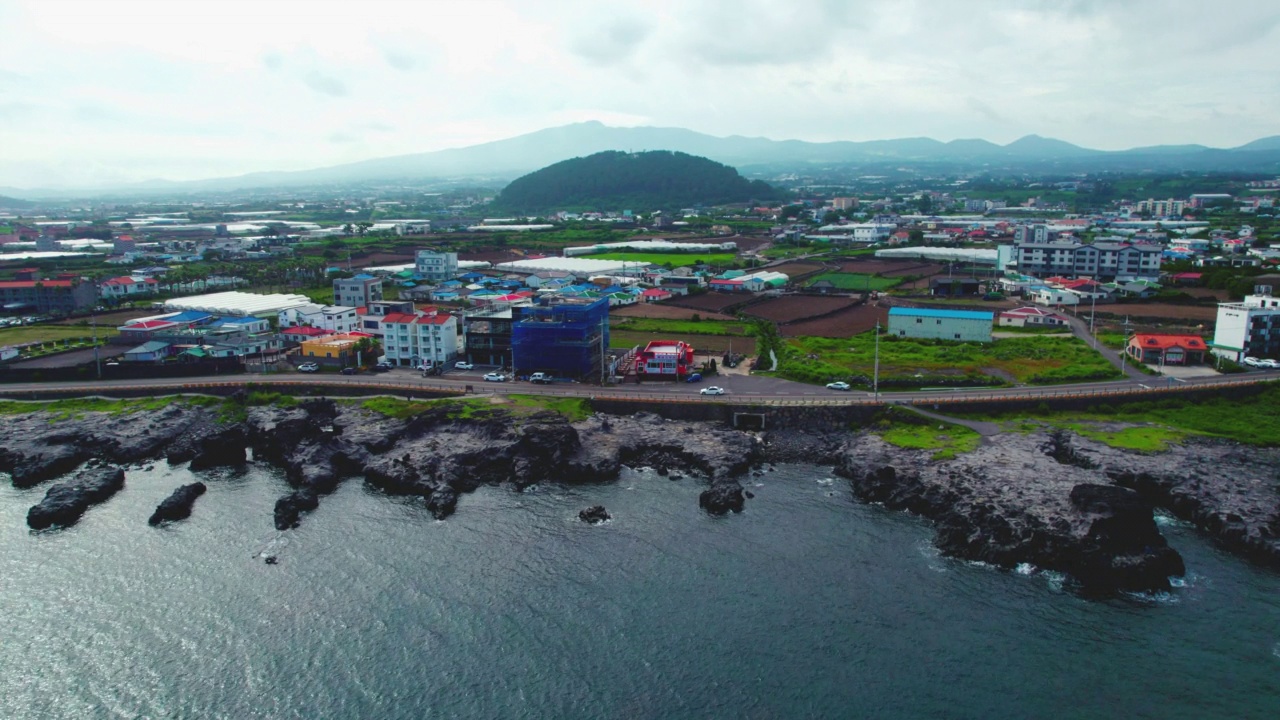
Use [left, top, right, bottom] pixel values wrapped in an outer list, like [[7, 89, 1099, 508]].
[[415, 250, 459, 283], [333, 274, 382, 308], [379, 312, 458, 368], [1211, 291, 1280, 362], [1014, 240, 1161, 281]]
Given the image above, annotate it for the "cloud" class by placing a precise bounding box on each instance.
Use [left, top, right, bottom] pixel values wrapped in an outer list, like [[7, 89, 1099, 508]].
[[303, 70, 348, 97], [262, 52, 284, 71], [570, 18, 652, 65], [382, 48, 416, 72]]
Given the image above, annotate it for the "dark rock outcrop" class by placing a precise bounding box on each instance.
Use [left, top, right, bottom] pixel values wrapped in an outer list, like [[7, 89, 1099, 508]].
[[837, 432, 1186, 595], [274, 489, 319, 530], [579, 505, 611, 524], [148, 482, 208, 525], [187, 427, 248, 470], [699, 482, 746, 515], [27, 466, 125, 529]]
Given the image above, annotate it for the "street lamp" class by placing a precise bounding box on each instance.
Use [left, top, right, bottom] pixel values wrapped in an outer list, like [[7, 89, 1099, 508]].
[[873, 320, 881, 402]]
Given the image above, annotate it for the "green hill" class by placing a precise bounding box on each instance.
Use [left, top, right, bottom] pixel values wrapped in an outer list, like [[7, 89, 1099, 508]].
[[492, 150, 784, 214]]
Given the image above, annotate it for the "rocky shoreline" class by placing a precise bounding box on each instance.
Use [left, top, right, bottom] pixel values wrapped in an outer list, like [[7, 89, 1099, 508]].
[[2, 397, 1277, 596]]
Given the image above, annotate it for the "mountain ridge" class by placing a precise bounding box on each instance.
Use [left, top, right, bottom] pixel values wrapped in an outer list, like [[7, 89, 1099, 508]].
[[6, 122, 1280, 198]]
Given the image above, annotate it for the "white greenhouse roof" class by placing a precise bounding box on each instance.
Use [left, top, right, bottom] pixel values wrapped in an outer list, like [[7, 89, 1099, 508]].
[[875, 248, 999, 265], [161, 291, 312, 317], [494, 257, 637, 275]]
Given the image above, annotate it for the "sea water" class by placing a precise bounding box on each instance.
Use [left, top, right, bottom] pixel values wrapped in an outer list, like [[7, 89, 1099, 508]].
[[1, 463, 1278, 719]]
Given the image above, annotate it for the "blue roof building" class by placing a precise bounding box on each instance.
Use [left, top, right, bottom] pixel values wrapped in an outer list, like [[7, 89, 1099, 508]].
[[887, 306, 994, 343]]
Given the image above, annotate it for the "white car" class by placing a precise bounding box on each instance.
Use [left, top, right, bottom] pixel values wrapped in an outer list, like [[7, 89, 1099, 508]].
[[1243, 356, 1262, 367], [297, 362, 319, 373], [700, 386, 726, 396], [826, 381, 851, 391], [1258, 358, 1280, 369], [483, 372, 506, 382], [454, 361, 474, 370]]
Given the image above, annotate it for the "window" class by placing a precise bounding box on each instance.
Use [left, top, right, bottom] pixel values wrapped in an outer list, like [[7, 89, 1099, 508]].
[[916, 318, 922, 324], [955, 334, 961, 339], [937, 319, 942, 325]]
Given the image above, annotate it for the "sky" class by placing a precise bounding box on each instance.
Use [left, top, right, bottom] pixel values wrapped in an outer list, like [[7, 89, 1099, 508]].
[[1, 0, 1278, 189]]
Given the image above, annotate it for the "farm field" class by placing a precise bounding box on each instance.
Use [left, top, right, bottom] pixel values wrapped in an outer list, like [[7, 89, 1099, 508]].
[[805, 272, 902, 291], [611, 303, 735, 321], [781, 304, 888, 338], [589, 252, 736, 267], [742, 295, 859, 324], [768, 262, 826, 278], [664, 293, 751, 313], [0, 324, 119, 346], [50, 309, 152, 326], [835, 259, 940, 276], [610, 330, 755, 355], [1091, 303, 1219, 322], [774, 333, 1121, 388], [611, 317, 750, 336]]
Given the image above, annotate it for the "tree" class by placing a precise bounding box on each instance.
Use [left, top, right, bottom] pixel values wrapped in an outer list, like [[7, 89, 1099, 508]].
[[356, 222, 373, 236], [821, 211, 842, 224], [342, 223, 354, 236]]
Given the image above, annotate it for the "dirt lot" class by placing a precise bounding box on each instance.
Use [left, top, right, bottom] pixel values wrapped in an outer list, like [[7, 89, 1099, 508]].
[[1180, 288, 1230, 301], [611, 304, 735, 321], [769, 262, 827, 279], [1090, 302, 1220, 322], [611, 330, 756, 355], [780, 304, 888, 338], [665, 293, 753, 313], [742, 295, 860, 324], [459, 250, 527, 264], [50, 309, 153, 326], [353, 251, 416, 266], [836, 259, 941, 276]]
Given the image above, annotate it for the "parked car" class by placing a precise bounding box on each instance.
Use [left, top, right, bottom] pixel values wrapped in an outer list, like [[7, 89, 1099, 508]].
[[826, 381, 851, 391], [685, 373, 703, 383], [700, 386, 726, 396], [1243, 356, 1262, 367], [1259, 358, 1279, 369], [529, 372, 553, 384], [373, 361, 393, 372], [483, 372, 506, 382], [297, 362, 319, 373], [340, 367, 358, 375], [455, 361, 474, 370]]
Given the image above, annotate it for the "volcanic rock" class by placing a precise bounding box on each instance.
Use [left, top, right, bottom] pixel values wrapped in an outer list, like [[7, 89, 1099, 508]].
[[27, 466, 125, 529], [699, 482, 746, 515], [149, 482, 208, 525], [579, 505, 611, 524]]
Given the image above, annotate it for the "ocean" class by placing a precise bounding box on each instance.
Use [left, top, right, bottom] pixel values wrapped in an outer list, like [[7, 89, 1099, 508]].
[[2, 462, 1278, 719]]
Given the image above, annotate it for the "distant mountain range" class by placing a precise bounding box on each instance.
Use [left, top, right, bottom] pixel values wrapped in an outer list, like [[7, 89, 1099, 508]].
[[5, 122, 1280, 198]]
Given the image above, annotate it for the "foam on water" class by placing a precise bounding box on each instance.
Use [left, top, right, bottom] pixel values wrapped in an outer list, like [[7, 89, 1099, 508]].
[[1015, 563, 1037, 576]]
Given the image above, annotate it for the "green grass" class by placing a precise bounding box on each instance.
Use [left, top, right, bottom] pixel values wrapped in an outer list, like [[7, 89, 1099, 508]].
[[954, 384, 1280, 447], [610, 317, 750, 336], [0, 395, 219, 420], [776, 333, 1121, 388], [589, 252, 736, 267], [877, 421, 982, 461], [761, 246, 825, 259], [804, 272, 902, 291], [361, 393, 592, 422], [0, 324, 120, 346], [1097, 332, 1127, 350]]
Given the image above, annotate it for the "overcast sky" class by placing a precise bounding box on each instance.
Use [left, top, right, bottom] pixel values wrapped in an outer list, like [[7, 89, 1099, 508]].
[[1, 0, 1278, 188]]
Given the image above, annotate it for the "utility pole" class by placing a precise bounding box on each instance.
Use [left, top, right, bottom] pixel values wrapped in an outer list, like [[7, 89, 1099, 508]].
[[92, 312, 101, 379], [1089, 291, 1097, 349]]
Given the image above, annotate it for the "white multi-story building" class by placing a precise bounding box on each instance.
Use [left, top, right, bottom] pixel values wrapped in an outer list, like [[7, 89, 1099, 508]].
[[379, 311, 458, 367], [277, 303, 361, 334], [415, 250, 459, 283], [333, 274, 382, 308], [1135, 198, 1187, 216], [1210, 290, 1280, 362], [1014, 240, 1161, 281]]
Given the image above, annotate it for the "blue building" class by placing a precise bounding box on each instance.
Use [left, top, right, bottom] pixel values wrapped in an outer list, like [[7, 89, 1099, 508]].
[[887, 307, 993, 342], [511, 296, 610, 381]]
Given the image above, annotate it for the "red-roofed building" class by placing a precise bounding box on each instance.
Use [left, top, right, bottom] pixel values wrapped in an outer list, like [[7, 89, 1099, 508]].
[[379, 310, 459, 367], [998, 306, 1067, 328], [100, 275, 160, 299], [636, 340, 695, 381], [281, 325, 336, 344], [708, 278, 745, 292], [1127, 334, 1207, 366], [640, 288, 673, 302], [0, 276, 96, 313]]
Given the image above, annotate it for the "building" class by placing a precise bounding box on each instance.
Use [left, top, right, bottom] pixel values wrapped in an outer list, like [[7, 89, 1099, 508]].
[[1014, 224, 1055, 244], [929, 278, 982, 297], [1031, 287, 1080, 307], [281, 325, 336, 345], [99, 275, 160, 300], [462, 306, 522, 367], [1013, 240, 1161, 282], [1127, 334, 1207, 366], [299, 333, 369, 367], [357, 299, 417, 337], [161, 291, 311, 318], [379, 312, 458, 367], [998, 307, 1067, 328], [887, 307, 993, 342], [0, 277, 97, 314], [415, 250, 460, 283], [1135, 198, 1187, 216], [510, 296, 610, 381], [1210, 291, 1280, 362], [277, 304, 361, 334], [635, 340, 696, 381], [333, 274, 383, 308]]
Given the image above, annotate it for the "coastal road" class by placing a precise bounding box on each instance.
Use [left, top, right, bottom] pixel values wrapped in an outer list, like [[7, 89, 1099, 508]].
[[1, 363, 1276, 407]]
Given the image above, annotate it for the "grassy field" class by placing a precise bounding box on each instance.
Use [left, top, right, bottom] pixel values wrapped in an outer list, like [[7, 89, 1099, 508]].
[[359, 393, 591, 422], [589, 252, 737, 267], [804, 272, 902, 291], [609, 329, 756, 355], [0, 324, 119, 346], [954, 384, 1280, 448], [611, 317, 751, 336], [774, 333, 1121, 388], [877, 422, 983, 461]]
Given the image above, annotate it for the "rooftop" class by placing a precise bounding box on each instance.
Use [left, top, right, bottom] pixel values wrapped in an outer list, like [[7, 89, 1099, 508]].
[[888, 307, 994, 321]]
